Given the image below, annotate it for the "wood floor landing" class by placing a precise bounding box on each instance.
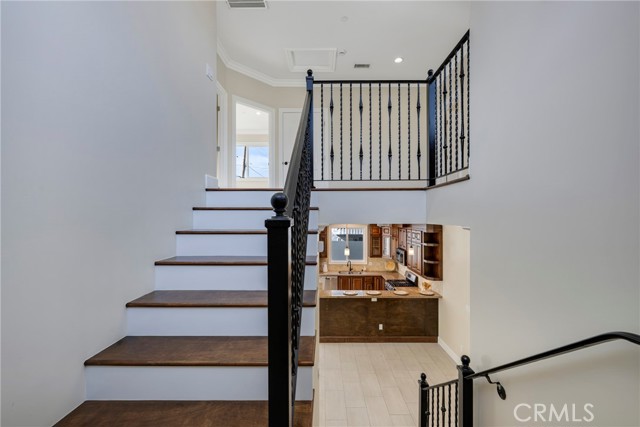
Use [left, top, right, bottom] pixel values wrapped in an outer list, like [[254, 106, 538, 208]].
[[127, 290, 317, 308], [155, 255, 318, 266], [54, 400, 313, 427], [85, 336, 316, 367]]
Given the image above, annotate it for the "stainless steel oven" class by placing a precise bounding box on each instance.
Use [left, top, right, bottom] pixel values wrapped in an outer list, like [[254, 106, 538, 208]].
[[395, 248, 406, 265]]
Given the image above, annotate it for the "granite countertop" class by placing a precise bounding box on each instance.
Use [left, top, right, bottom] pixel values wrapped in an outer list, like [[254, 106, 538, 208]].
[[319, 288, 442, 299]]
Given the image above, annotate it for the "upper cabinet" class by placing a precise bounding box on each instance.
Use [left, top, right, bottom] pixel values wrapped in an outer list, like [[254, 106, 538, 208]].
[[318, 228, 328, 258], [369, 225, 382, 258]]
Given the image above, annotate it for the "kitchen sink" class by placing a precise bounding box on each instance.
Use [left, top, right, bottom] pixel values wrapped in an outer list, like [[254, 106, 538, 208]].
[[338, 271, 363, 274]]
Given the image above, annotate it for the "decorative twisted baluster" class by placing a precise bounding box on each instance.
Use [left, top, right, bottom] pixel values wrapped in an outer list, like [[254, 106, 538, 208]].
[[441, 72, 447, 177], [330, 84, 334, 180], [378, 83, 382, 180], [349, 83, 353, 180], [369, 83, 372, 180], [454, 52, 459, 171], [397, 83, 401, 179], [359, 83, 363, 180], [387, 83, 392, 179], [466, 38, 470, 164], [407, 83, 411, 179], [459, 42, 466, 169], [417, 83, 422, 180], [448, 60, 452, 174], [340, 83, 343, 180], [320, 84, 324, 180]]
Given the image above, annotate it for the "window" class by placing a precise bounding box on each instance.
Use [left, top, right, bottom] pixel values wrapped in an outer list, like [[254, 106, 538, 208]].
[[329, 224, 367, 263], [236, 145, 269, 178]]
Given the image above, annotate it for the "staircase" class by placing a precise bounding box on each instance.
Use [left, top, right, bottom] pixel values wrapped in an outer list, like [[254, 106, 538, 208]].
[[55, 188, 320, 427]]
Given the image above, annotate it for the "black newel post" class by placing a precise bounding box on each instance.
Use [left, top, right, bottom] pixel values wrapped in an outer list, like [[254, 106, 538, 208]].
[[426, 69, 437, 187], [306, 70, 314, 188], [419, 373, 430, 427], [266, 193, 293, 427], [458, 355, 475, 427]]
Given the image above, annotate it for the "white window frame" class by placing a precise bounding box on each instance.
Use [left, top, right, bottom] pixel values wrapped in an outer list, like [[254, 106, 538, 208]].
[[328, 224, 368, 265]]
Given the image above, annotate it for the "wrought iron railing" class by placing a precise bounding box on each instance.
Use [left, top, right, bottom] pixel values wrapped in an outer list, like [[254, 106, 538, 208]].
[[266, 70, 314, 427], [312, 30, 470, 187], [427, 30, 470, 187], [418, 331, 640, 427]]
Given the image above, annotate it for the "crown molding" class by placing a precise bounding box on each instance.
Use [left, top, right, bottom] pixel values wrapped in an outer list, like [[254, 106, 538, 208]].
[[217, 40, 305, 88]]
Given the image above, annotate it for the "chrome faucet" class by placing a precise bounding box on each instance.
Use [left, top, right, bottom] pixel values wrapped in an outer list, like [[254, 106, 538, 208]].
[[347, 260, 353, 272]]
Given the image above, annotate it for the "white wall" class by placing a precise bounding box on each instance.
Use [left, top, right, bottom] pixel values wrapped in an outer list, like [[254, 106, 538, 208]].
[[436, 226, 470, 361], [427, 2, 639, 426], [1, 2, 217, 426]]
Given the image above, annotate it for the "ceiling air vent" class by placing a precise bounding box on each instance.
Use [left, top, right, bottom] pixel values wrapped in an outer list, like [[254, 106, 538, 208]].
[[227, 0, 267, 9], [354, 64, 371, 69]]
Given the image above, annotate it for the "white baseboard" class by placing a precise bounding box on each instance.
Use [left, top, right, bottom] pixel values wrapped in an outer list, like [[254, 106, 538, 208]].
[[438, 337, 461, 364]]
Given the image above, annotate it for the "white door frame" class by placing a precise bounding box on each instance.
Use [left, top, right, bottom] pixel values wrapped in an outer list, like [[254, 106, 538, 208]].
[[216, 82, 229, 187], [231, 95, 276, 188], [279, 108, 301, 188]]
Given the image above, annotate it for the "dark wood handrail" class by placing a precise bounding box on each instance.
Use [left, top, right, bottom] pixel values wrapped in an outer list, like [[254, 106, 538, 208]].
[[468, 331, 640, 380]]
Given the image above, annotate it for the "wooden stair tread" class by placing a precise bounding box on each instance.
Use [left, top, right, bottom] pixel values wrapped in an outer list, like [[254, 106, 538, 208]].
[[155, 255, 318, 266], [85, 336, 316, 367], [193, 206, 319, 210], [127, 290, 317, 308], [176, 229, 318, 235], [55, 400, 313, 427]]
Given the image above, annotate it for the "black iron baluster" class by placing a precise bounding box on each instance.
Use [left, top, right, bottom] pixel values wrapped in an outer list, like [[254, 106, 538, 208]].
[[459, 41, 466, 170], [330, 84, 334, 180], [359, 83, 363, 180], [369, 83, 372, 180], [454, 51, 459, 172], [387, 83, 392, 180], [448, 60, 453, 174], [320, 84, 324, 180], [441, 72, 447, 178], [378, 83, 382, 180], [430, 389, 435, 427], [407, 83, 411, 179], [466, 39, 470, 165], [455, 381, 459, 427], [340, 83, 343, 180], [436, 387, 440, 427], [350, 83, 353, 180], [397, 83, 401, 180], [447, 384, 452, 427], [417, 82, 422, 180]]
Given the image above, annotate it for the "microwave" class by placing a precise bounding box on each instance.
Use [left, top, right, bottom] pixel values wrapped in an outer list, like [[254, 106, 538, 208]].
[[396, 248, 406, 265]]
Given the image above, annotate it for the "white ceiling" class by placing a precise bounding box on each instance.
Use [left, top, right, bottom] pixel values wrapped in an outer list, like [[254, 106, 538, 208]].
[[217, 1, 471, 86]]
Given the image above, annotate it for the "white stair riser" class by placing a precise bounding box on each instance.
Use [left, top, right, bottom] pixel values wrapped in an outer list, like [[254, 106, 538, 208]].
[[86, 366, 313, 400], [126, 307, 316, 336], [205, 191, 318, 207], [176, 234, 317, 257], [155, 265, 318, 291], [193, 210, 319, 230]]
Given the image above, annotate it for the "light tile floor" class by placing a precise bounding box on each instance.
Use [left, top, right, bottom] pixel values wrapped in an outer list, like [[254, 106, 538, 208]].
[[316, 342, 458, 427]]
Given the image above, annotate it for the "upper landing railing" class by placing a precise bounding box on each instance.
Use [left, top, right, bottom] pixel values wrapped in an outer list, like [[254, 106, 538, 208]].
[[313, 30, 470, 188]]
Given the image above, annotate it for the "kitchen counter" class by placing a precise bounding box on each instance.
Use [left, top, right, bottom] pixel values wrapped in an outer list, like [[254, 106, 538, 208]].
[[319, 288, 441, 299]]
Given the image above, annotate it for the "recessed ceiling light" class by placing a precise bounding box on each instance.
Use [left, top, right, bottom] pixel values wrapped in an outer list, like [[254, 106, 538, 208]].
[[340, 16, 349, 22], [394, 57, 404, 64], [256, 111, 262, 116]]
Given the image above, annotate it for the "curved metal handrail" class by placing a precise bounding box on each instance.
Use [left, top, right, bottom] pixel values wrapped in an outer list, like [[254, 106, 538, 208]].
[[467, 331, 640, 380]]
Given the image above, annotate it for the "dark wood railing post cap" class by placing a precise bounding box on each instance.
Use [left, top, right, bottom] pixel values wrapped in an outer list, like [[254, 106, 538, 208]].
[[306, 69, 314, 91], [427, 69, 434, 78], [459, 355, 475, 376], [419, 372, 429, 388]]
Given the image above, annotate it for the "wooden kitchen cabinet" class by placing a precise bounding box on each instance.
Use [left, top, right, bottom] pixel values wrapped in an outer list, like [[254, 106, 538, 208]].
[[369, 225, 382, 257], [337, 275, 384, 291], [407, 230, 423, 275], [320, 297, 439, 342], [398, 228, 407, 250]]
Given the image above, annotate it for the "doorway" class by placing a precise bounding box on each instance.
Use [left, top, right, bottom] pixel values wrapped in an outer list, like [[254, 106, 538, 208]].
[[232, 97, 275, 188]]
